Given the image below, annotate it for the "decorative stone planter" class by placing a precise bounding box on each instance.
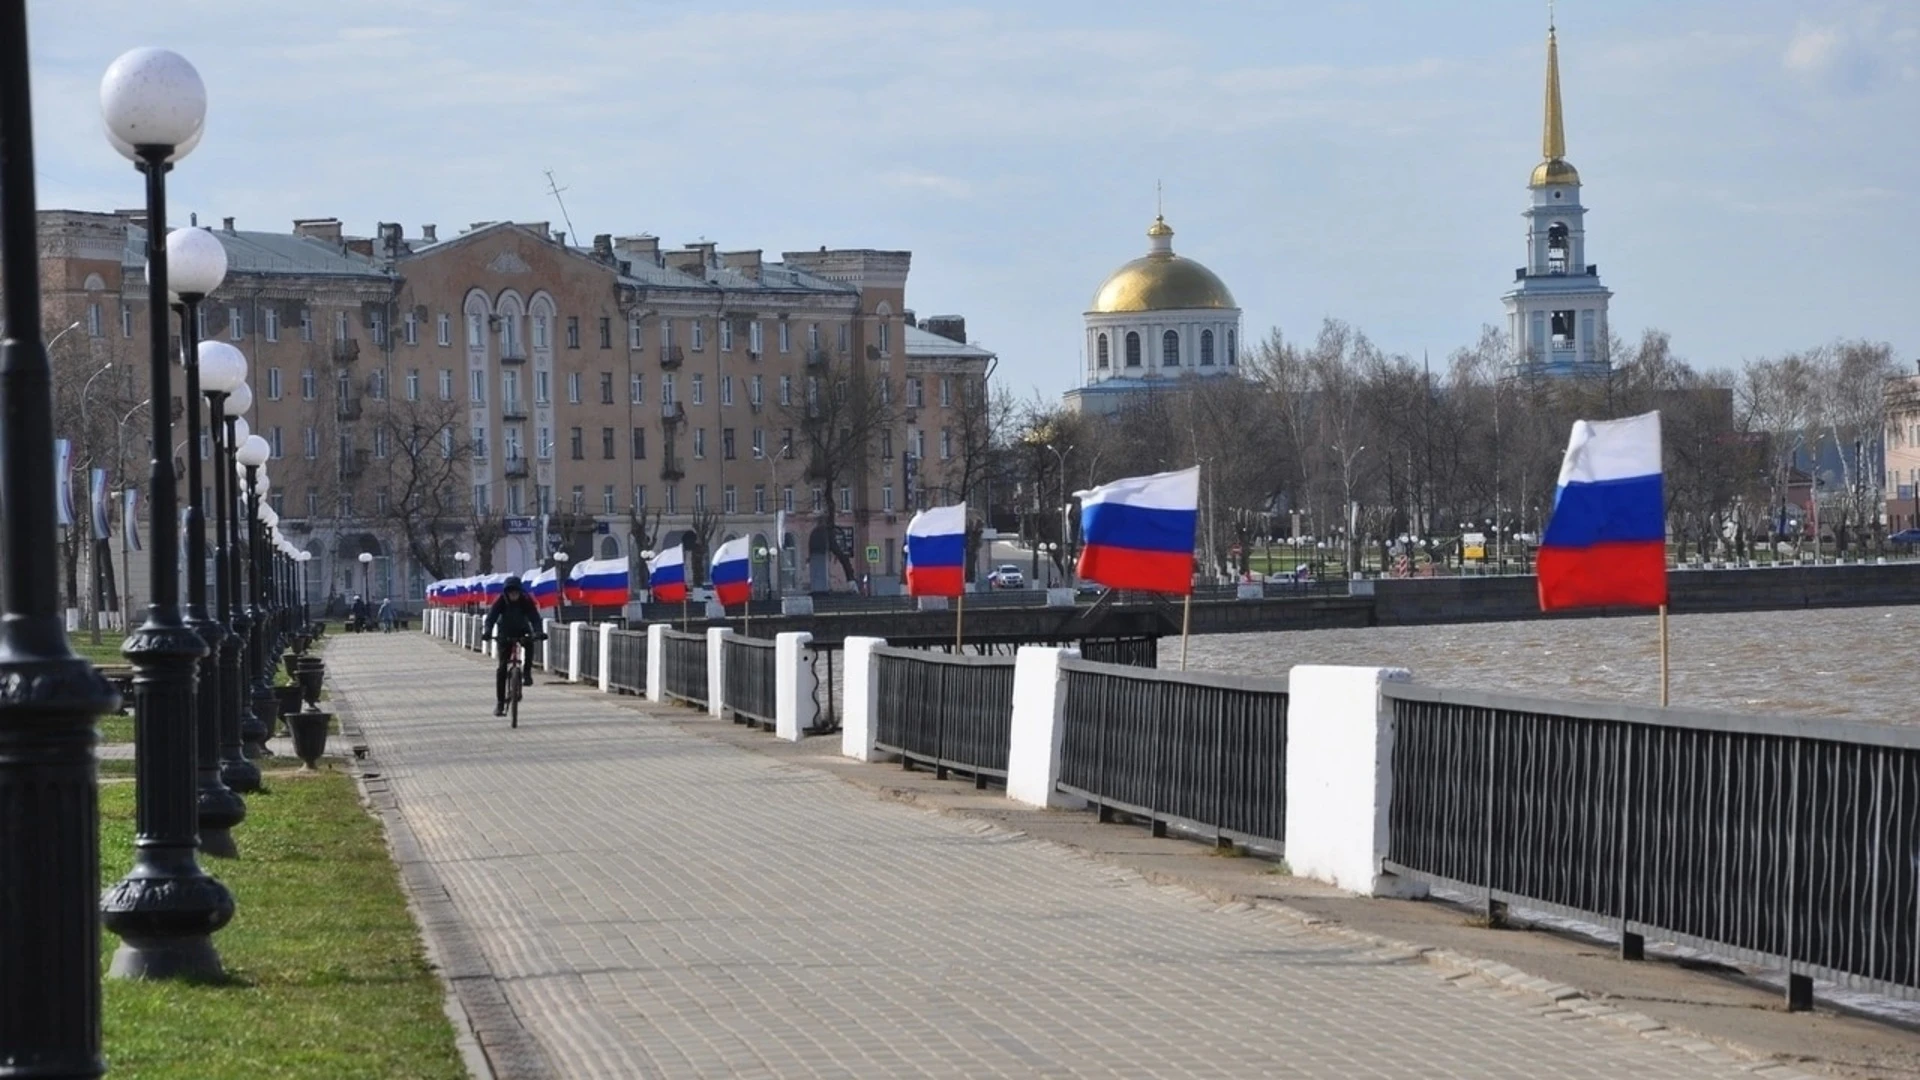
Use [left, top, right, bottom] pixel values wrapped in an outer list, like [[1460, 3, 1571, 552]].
[[272, 684, 305, 735], [295, 662, 325, 710], [287, 710, 331, 769]]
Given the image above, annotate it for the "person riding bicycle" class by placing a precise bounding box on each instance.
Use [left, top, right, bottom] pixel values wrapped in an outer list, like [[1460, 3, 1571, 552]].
[[481, 576, 547, 717]]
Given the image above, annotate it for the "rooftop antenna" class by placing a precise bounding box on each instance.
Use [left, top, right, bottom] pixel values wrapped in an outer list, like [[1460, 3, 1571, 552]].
[[543, 169, 578, 244], [1548, 0, 1555, 31]]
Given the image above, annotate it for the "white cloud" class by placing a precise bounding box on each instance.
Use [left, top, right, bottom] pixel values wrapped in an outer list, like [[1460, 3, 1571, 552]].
[[1783, 22, 1882, 93]]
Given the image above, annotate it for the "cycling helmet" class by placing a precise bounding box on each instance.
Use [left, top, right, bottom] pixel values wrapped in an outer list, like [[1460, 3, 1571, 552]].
[[504, 575, 524, 591]]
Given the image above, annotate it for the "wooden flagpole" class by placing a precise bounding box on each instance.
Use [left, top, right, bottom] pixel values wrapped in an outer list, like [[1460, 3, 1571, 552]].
[[1658, 604, 1669, 707], [1180, 591, 1193, 671]]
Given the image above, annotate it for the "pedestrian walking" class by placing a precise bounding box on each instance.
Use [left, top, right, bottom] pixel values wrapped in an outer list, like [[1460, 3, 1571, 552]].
[[378, 597, 396, 632]]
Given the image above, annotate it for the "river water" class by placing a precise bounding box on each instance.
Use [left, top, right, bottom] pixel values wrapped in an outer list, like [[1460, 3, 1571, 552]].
[[1174, 605, 1920, 723]]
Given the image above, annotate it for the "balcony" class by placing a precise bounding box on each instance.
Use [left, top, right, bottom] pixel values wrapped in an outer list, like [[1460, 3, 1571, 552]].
[[660, 401, 686, 425], [504, 456, 530, 479], [336, 396, 363, 421], [499, 349, 527, 366], [502, 398, 528, 421], [805, 348, 828, 368], [661, 345, 684, 370], [660, 458, 686, 482], [331, 339, 359, 364], [339, 448, 369, 479]]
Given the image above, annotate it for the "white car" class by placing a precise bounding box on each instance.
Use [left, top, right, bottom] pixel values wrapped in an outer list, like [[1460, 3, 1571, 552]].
[[988, 564, 1025, 589]]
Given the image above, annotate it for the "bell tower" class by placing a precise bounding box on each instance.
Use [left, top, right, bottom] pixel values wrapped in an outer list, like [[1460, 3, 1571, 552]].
[[1502, 18, 1612, 380]]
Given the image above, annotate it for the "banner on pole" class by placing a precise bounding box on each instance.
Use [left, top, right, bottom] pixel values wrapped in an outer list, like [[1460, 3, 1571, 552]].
[[54, 439, 73, 527], [89, 468, 110, 540], [122, 488, 142, 551]]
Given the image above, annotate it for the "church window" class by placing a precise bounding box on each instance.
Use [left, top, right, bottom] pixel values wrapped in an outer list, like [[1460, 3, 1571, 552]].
[[1124, 332, 1141, 368], [1096, 334, 1109, 369], [1162, 331, 1179, 367], [1200, 330, 1215, 366], [1226, 330, 1236, 365], [1547, 222, 1569, 273], [1551, 309, 1576, 349]]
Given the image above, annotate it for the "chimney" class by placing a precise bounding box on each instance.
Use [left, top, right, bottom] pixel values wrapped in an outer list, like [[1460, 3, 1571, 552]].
[[554, 231, 566, 246], [292, 217, 344, 243], [378, 222, 403, 254], [421, 224, 437, 243], [720, 249, 762, 280], [222, 216, 235, 233], [903, 308, 916, 328], [592, 233, 614, 261], [521, 221, 549, 240], [346, 237, 374, 257], [923, 315, 967, 344], [614, 235, 660, 265]]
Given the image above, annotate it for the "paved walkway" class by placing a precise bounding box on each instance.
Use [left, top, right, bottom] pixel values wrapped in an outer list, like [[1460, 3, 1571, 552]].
[[329, 633, 1782, 1080]]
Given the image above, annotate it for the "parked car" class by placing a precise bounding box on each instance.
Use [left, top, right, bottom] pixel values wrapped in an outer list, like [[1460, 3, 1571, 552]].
[[988, 564, 1025, 589]]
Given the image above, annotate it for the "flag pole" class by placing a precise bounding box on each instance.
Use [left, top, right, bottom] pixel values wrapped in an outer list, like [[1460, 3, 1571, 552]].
[[1658, 604, 1669, 707], [1180, 591, 1192, 671], [955, 588, 964, 652], [681, 595, 688, 633]]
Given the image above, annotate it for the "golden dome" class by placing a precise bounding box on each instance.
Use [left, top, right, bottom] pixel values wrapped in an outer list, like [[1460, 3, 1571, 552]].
[[1530, 158, 1580, 188], [1089, 216, 1237, 314]]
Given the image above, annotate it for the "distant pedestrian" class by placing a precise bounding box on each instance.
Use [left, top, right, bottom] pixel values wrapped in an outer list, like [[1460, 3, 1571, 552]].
[[351, 595, 369, 631], [378, 597, 396, 632]]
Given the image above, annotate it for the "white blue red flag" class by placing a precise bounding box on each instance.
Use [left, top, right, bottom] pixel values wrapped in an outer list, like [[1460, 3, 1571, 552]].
[[904, 503, 966, 597], [570, 557, 629, 607], [526, 566, 561, 610], [1537, 411, 1667, 611], [647, 545, 687, 603], [1075, 467, 1199, 595], [710, 538, 751, 607]]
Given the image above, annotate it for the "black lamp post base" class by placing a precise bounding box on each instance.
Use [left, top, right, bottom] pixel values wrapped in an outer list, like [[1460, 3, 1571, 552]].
[[100, 863, 234, 981], [198, 825, 236, 860], [195, 782, 244, 857], [245, 685, 276, 758], [107, 935, 225, 982], [220, 757, 261, 792]]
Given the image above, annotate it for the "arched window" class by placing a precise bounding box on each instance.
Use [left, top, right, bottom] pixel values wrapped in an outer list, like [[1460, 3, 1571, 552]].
[[1200, 329, 1215, 366], [1226, 330, 1237, 366], [1161, 330, 1179, 367], [1096, 334, 1109, 369], [1124, 332, 1141, 367], [1547, 222, 1569, 273]]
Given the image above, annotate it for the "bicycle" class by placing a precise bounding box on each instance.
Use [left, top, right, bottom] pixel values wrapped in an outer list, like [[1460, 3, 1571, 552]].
[[487, 634, 542, 728]]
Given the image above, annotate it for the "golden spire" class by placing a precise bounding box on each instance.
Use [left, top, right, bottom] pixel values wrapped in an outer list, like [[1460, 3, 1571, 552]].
[[1542, 22, 1565, 160]]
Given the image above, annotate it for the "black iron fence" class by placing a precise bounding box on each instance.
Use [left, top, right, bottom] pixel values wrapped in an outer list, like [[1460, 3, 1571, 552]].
[[661, 630, 708, 707], [871, 647, 1016, 784], [1056, 659, 1288, 850], [724, 636, 778, 728], [807, 641, 841, 735], [577, 625, 603, 684], [607, 629, 646, 694], [1382, 683, 1920, 1009]]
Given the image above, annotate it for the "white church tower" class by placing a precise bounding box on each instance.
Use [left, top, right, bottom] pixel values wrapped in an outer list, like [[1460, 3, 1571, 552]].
[[1503, 20, 1611, 379]]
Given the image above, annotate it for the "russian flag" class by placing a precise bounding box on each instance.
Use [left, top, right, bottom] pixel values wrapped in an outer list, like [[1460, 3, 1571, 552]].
[[647, 545, 687, 603], [1537, 410, 1668, 611], [571, 557, 630, 607], [481, 573, 509, 603], [710, 538, 752, 607], [1076, 467, 1199, 595], [526, 567, 560, 610], [904, 503, 967, 597]]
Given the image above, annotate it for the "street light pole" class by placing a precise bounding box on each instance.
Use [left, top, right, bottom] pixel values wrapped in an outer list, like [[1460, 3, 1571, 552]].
[[0, 5, 122, 1068], [215, 388, 259, 793], [96, 45, 235, 983], [235, 439, 274, 757]]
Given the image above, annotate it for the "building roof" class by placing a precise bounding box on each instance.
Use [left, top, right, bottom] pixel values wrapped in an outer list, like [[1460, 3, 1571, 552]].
[[124, 225, 391, 279], [904, 324, 994, 360], [1089, 216, 1237, 314]]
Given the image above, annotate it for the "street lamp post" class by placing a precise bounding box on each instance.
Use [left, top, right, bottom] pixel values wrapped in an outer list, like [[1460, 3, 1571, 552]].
[[215, 389, 259, 792], [234, 438, 273, 757], [97, 45, 237, 983], [0, 5, 123, 1067], [551, 549, 571, 623], [358, 551, 373, 617]]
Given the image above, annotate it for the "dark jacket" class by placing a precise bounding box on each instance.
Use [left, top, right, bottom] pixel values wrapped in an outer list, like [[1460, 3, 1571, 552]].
[[483, 593, 544, 641]]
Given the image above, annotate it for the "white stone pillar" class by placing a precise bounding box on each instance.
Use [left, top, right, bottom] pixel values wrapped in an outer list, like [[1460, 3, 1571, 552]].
[[567, 621, 586, 682], [645, 623, 668, 703], [598, 623, 614, 692], [774, 631, 817, 742], [705, 626, 733, 718], [1006, 646, 1079, 809], [1283, 665, 1425, 898], [541, 619, 555, 671], [839, 636, 888, 761]]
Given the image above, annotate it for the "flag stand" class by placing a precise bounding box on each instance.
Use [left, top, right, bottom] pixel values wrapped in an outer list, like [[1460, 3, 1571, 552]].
[[1658, 604, 1669, 707], [1179, 592, 1193, 671], [954, 590, 965, 652]]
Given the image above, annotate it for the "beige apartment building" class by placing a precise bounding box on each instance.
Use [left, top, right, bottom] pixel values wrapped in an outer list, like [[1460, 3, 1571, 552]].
[[1886, 371, 1920, 532], [29, 209, 994, 610]]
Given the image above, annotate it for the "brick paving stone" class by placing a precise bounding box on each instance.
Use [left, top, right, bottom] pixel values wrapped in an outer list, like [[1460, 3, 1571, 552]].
[[331, 634, 1776, 1080]]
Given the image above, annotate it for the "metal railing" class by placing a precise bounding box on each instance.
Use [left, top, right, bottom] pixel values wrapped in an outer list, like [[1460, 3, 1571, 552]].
[[577, 626, 602, 683], [661, 629, 708, 707], [872, 647, 1016, 784], [1382, 683, 1920, 1008], [807, 641, 841, 734], [1056, 659, 1288, 850], [722, 636, 778, 728], [607, 629, 646, 694]]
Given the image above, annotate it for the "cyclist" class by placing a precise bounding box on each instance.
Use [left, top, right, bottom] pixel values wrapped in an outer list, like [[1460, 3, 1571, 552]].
[[481, 576, 547, 717]]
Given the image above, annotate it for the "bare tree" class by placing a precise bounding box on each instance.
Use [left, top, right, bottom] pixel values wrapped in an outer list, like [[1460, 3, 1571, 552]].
[[782, 353, 897, 584], [371, 393, 475, 579]]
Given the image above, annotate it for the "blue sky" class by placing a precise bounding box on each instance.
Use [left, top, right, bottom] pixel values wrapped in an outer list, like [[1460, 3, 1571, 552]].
[[25, 1, 1919, 399]]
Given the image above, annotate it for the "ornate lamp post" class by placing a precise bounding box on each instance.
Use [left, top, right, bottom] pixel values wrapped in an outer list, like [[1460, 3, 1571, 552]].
[[216, 394, 259, 791], [358, 551, 373, 614], [234, 436, 273, 756], [454, 550, 472, 610], [97, 45, 235, 982], [551, 549, 570, 623], [183, 329, 246, 860], [0, 4, 122, 1068]]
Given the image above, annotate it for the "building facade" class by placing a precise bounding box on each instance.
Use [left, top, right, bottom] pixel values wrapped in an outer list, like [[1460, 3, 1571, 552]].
[[1885, 373, 1920, 532]]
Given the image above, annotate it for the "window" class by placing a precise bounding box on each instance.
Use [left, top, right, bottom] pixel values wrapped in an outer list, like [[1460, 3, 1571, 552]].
[[373, 427, 390, 459], [264, 307, 279, 342], [778, 321, 790, 353], [1200, 329, 1215, 366], [307, 489, 318, 517], [693, 484, 708, 512], [724, 485, 737, 514], [1227, 330, 1237, 366], [1162, 330, 1179, 367], [782, 429, 795, 459], [473, 426, 488, 459], [691, 320, 705, 352], [939, 377, 952, 407], [266, 368, 283, 400], [754, 484, 767, 513], [883, 485, 894, 513], [300, 309, 313, 341], [121, 304, 133, 338], [566, 316, 580, 349], [749, 321, 763, 354], [750, 374, 763, 406], [502, 370, 519, 409], [632, 427, 646, 459], [751, 428, 764, 459], [603, 485, 616, 514], [570, 485, 585, 514], [438, 314, 451, 346], [569, 427, 584, 460], [470, 370, 485, 404], [301, 369, 317, 400], [878, 321, 890, 355], [633, 485, 647, 512], [535, 370, 550, 405], [665, 485, 677, 513], [439, 369, 453, 400], [662, 373, 676, 405], [779, 375, 792, 406], [538, 426, 552, 459], [440, 429, 453, 458], [567, 372, 581, 404], [880, 380, 891, 406], [1096, 333, 1109, 369], [693, 428, 707, 459], [722, 428, 736, 460], [839, 485, 852, 512], [506, 484, 522, 514], [881, 430, 892, 458], [406, 369, 421, 401], [602, 427, 615, 460], [335, 311, 349, 341], [941, 429, 953, 460], [630, 373, 645, 404], [720, 320, 733, 352], [599, 372, 613, 405], [911, 428, 926, 459], [532, 314, 548, 349], [908, 378, 924, 407], [1125, 331, 1142, 367], [721, 375, 734, 407], [691, 374, 705, 406], [660, 322, 672, 350], [369, 369, 387, 400], [339, 492, 354, 517], [370, 310, 385, 345], [472, 484, 488, 514], [629, 312, 643, 349], [503, 426, 521, 460], [223, 307, 240, 340], [404, 312, 418, 345], [268, 426, 284, 458], [838, 323, 849, 353], [336, 371, 351, 404], [783, 485, 795, 512], [303, 426, 319, 459], [808, 323, 820, 352], [599, 317, 611, 349]]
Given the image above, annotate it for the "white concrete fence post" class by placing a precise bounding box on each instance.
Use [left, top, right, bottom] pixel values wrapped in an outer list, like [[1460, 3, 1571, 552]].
[[839, 636, 889, 762], [1283, 665, 1426, 899], [567, 622, 586, 682], [541, 619, 556, 671], [598, 623, 614, 693], [774, 632, 817, 742], [645, 623, 668, 703], [1006, 646, 1080, 809], [706, 627, 733, 718]]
